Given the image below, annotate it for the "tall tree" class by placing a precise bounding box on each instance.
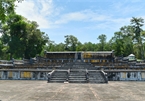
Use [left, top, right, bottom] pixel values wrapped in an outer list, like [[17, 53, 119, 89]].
[[111, 26, 134, 57], [97, 34, 106, 51], [0, 0, 23, 22], [1, 14, 27, 59], [55, 43, 65, 51], [131, 17, 144, 59], [110, 32, 124, 56], [79, 42, 97, 51], [24, 21, 49, 58], [64, 35, 79, 51], [1, 13, 48, 59]]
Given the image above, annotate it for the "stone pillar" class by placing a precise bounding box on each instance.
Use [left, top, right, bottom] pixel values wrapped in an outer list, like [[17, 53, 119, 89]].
[[100, 60, 102, 62], [1, 71, 4, 79], [3, 71, 8, 79], [0, 72, 1, 79], [138, 72, 141, 80], [37, 72, 40, 80], [18, 71, 21, 80]]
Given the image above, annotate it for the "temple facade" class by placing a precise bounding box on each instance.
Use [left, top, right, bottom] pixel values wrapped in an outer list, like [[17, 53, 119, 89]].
[[0, 51, 145, 83]]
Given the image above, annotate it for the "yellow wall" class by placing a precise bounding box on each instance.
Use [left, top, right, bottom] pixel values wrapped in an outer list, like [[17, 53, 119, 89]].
[[91, 60, 94, 63], [141, 72, 145, 78], [121, 72, 126, 78], [83, 53, 92, 59], [21, 72, 31, 78], [21, 72, 24, 78], [8, 72, 13, 78], [90, 60, 98, 63], [103, 60, 106, 62], [84, 60, 88, 62]]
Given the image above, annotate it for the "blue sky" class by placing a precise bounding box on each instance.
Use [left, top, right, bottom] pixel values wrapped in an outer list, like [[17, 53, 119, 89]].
[[15, 0, 145, 44]]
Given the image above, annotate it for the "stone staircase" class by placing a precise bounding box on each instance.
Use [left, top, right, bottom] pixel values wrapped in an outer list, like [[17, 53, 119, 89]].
[[67, 60, 88, 83], [48, 60, 108, 83], [69, 70, 87, 83], [49, 71, 68, 83], [88, 71, 106, 83], [70, 60, 93, 69]]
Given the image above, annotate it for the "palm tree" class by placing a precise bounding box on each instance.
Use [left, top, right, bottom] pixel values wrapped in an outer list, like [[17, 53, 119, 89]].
[[130, 17, 144, 59]]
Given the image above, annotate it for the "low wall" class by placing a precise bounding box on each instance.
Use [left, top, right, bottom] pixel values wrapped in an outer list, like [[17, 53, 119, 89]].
[[1, 70, 145, 81], [0, 71, 48, 80], [107, 72, 145, 81]]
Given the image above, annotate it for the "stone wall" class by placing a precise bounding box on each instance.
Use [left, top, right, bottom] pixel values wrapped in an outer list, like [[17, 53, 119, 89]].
[[1, 71, 145, 81], [108, 72, 145, 81]]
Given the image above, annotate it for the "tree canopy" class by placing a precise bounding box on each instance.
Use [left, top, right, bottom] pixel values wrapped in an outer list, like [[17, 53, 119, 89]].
[[1, 13, 48, 59], [0, 2, 145, 60], [0, 0, 23, 22]]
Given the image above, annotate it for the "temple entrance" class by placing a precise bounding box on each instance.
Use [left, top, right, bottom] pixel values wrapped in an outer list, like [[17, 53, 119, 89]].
[[77, 53, 81, 60]]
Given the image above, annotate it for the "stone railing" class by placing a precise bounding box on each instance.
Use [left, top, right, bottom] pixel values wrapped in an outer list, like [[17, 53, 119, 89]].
[[47, 70, 55, 82], [85, 69, 89, 82], [101, 70, 108, 83]]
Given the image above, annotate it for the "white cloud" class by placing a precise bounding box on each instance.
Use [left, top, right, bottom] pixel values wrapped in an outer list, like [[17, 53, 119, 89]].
[[39, 0, 53, 16], [110, 1, 144, 16], [54, 9, 132, 32], [54, 10, 110, 24], [15, 0, 145, 31], [15, 0, 53, 29]]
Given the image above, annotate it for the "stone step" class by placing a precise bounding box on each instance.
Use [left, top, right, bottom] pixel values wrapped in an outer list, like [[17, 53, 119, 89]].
[[69, 76, 86, 78], [69, 79, 86, 81], [69, 80, 87, 83], [51, 73, 67, 76], [87, 71, 107, 83], [90, 78, 105, 81], [49, 71, 68, 83], [51, 76, 67, 79], [69, 74, 86, 76], [70, 69, 86, 71], [52, 74, 67, 76], [69, 75, 86, 76], [69, 75, 86, 77]]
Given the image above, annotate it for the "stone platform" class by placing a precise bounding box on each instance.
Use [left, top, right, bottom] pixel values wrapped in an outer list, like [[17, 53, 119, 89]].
[[0, 80, 145, 101]]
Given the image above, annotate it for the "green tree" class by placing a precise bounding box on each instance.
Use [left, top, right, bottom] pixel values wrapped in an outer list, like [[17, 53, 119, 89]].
[[1, 14, 27, 59], [0, 39, 4, 59], [55, 43, 65, 51], [111, 26, 134, 57], [0, 0, 23, 22], [97, 34, 106, 51], [76, 42, 83, 51], [130, 17, 144, 59], [110, 32, 124, 56], [1, 13, 48, 59], [79, 42, 97, 51], [64, 35, 79, 51], [45, 41, 57, 51], [24, 22, 48, 58]]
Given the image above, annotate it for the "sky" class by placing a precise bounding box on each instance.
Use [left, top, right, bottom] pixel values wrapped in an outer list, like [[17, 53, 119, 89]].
[[15, 0, 145, 44]]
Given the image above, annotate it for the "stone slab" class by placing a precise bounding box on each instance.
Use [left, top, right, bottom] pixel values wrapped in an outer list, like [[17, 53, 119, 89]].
[[0, 80, 145, 101]]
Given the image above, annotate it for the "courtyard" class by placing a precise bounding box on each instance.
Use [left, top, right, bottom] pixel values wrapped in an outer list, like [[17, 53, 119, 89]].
[[0, 80, 145, 101]]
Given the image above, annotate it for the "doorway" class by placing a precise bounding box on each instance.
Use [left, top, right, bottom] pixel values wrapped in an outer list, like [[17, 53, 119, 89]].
[[77, 53, 81, 60]]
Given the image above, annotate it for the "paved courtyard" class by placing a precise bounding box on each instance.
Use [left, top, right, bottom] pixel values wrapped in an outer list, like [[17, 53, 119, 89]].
[[0, 80, 145, 101]]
